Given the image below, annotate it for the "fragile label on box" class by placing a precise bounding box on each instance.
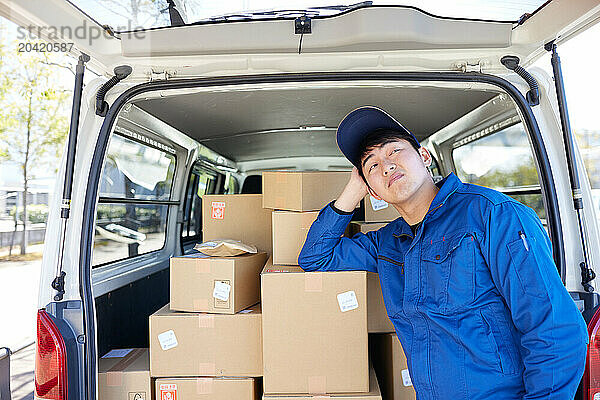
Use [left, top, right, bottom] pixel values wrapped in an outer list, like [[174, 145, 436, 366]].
[[213, 280, 231, 301], [337, 290, 359, 312], [128, 392, 146, 400], [102, 348, 133, 358], [211, 201, 225, 219], [369, 195, 389, 211], [159, 384, 177, 400], [401, 369, 413, 387], [158, 330, 178, 351]]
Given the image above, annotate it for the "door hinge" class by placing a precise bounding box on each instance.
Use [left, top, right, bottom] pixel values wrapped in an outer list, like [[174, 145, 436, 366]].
[[148, 70, 174, 81], [455, 61, 484, 73]]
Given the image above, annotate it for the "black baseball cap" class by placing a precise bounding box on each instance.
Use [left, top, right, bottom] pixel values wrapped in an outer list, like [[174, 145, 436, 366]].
[[336, 106, 420, 168]]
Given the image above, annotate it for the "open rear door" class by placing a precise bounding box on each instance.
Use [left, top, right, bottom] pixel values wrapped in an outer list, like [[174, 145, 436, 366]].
[[512, 0, 600, 67], [0, 0, 121, 75]]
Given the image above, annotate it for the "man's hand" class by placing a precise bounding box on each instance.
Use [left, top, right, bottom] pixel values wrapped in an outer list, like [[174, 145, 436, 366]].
[[334, 167, 369, 212]]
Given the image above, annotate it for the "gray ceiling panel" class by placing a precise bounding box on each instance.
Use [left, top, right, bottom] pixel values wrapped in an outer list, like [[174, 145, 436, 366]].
[[135, 86, 495, 162]]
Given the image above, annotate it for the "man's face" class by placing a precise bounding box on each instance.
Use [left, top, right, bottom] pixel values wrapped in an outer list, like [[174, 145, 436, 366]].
[[360, 139, 433, 205]]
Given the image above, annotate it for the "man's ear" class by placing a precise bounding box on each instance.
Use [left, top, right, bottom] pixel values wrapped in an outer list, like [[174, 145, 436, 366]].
[[419, 147, 433, 167], [367, 186, 382, 200]]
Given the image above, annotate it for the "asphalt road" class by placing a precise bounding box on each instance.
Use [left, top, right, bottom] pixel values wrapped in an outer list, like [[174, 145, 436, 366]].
[[0, 260, 40, 350], [0, 259, 39, 398]]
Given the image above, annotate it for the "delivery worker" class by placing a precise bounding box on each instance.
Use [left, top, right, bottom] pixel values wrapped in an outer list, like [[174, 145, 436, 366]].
[[298, 106, 588, 400]]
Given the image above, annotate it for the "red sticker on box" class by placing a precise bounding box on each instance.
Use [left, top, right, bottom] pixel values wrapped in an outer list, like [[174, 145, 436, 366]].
[[211, 202, 225, 219], [159, 384, 177, 400]]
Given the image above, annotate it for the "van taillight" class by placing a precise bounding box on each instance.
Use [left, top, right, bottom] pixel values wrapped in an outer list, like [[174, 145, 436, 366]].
[[35, 309, 68, 400], [585, 307, 600, 399]]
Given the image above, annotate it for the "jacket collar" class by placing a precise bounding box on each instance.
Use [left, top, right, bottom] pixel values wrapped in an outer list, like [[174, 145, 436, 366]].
[[391, 172, 463, 238]]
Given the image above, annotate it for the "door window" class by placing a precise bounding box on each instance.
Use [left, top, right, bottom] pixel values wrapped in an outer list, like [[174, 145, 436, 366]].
[[181, 165, 221, 241], [453, 122, 546, 223], [92, 133, 176, 267]]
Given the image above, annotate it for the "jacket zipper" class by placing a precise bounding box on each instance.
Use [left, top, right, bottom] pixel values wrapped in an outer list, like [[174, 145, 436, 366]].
[[378, 255, 404, 273]]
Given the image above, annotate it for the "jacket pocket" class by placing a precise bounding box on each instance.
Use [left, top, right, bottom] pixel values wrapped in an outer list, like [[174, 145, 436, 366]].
[[479, 305, 521, 375], [421, 231, 475, 314], [377, 254, 405, 317], [507, 236, 547, 299]]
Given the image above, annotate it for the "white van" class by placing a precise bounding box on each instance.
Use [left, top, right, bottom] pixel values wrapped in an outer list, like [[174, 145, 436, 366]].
[[3, 0, 600, 398]]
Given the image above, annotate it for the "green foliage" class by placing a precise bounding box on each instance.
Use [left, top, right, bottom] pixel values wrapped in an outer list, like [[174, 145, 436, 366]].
[[575, 129, 600, 189], [0, 37, 71, 177], [10, 204, 49, 223], [467, 162, 540, 189]]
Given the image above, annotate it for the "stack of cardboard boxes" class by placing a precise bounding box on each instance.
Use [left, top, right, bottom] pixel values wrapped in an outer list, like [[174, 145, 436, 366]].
[[98, 172, 416, 400], [150, 194, 270, 400]]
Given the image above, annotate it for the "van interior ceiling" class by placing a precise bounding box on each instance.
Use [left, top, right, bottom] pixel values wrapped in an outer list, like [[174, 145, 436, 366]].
[[95, 80, 523, 355], [130, 82, 499, 173]]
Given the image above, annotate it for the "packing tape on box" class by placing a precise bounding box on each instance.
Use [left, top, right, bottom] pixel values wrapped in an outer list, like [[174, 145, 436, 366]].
[[198, 362, 216, 375], [312, 396, 332, 399], [275, 173, 287, 184], [193, 298, 210, 310], [196, 378, 214, 394], [305, 273, 323, 292], [106, 348, 146, 386], [105, 371, 123, 387], [198, 314, 215, 328], [275, 196, 287, 208], [195, 262, 211, 274], [308, 375, 327, 394]]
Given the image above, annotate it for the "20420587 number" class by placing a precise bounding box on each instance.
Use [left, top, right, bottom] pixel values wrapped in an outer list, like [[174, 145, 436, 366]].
[[17, 42, 74, 53]]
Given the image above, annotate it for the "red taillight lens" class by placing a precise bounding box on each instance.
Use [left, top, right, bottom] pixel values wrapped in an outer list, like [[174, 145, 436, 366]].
[[35, 309, 68, 400], [585, 307, 600, 400]]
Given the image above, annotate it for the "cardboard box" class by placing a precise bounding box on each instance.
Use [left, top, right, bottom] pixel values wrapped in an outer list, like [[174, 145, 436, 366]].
[[263, 366, 381, 400], [170, 252, 268, 313], [367, 272, 395, 333], [370, 334, 416, 400], [349, 222, 388, 236], [202, 194, 272, 254], [98, 348, 151, 400], [363, 196, 399, 222], [263, 171, 350, 211], [261, 263, 368, 394], [155, 377, 260, 400], [272, 211, 319, 265], [149, 303, 262, 377], [346, 223, 395, 333]]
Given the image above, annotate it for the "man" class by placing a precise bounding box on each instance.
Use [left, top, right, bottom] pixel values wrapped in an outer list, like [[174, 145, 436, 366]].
[[298, 106, 588, 399]]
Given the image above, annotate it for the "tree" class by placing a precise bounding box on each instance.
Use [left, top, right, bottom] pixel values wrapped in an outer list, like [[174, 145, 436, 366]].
[[93, 0, 169, 29], [0, 42, 70, 255]]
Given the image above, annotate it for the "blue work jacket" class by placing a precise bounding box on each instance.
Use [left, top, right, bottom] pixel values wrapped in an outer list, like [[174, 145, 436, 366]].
[[298, 173, 588, 400]]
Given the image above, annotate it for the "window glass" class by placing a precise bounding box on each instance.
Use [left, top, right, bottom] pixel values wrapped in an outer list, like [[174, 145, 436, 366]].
[[99, 134, 176, 200], [93, 203, 168, 266], [225, 173, 239, 194], [93, 133, 176, 267], [181, 166, 219, 240], [453, 123, 546, 221]]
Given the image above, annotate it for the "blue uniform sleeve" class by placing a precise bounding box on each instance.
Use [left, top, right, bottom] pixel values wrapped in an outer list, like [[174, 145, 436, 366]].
[[298, 203, 379, 272], [482, 201, 588, 399]]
